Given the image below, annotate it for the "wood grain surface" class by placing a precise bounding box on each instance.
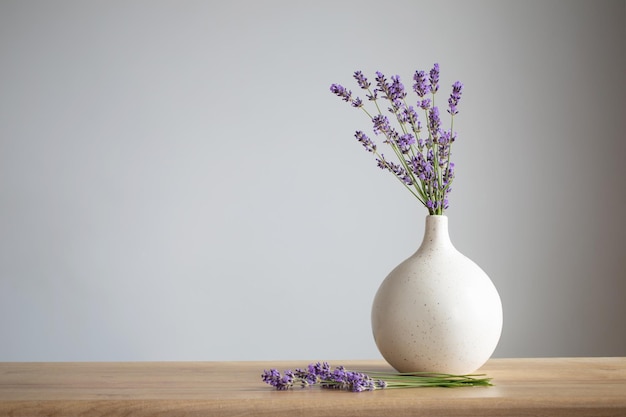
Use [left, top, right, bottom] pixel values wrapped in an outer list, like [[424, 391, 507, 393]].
[[1, 357, 625, 416]]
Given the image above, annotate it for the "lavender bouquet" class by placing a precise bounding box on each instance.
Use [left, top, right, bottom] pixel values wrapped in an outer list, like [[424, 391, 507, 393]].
[[262, 362, 492, 392], [330, 64, 463, 215]]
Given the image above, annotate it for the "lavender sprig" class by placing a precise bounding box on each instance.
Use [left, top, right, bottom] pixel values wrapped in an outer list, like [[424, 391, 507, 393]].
[[330, 64, 463, 215], [429, 63, 440, 94], [262, 362, 492, 392], [412, 70, 429, 97], [448, 81, 463, 115]]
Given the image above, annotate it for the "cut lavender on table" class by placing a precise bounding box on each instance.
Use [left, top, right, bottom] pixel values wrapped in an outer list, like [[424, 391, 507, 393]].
[[262, 362, 492, 392]]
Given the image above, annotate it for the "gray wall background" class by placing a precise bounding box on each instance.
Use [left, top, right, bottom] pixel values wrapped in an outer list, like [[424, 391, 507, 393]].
[[1, 0, 624, 361]]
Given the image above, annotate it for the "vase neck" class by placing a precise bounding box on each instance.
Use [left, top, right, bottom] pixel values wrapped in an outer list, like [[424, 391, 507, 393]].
[[420, 215, 453, 249]]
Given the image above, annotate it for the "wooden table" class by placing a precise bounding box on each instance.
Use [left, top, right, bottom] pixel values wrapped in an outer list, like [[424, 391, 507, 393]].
[[0, 358, 624, 416]]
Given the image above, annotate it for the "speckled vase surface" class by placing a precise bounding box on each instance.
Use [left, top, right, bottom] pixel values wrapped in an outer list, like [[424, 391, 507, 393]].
[[371, 215, 503, 374]]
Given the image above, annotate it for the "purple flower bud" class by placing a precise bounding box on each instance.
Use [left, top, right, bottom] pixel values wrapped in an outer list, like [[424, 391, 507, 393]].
[[261, 369, 295, 390], [308, 362, 331, 380], [429, 63, 440, 94], [382, 129, 399, 146], [375, 71, 387, 87], [403, 105, 419, 125], [447, 81, 463, 115], [388, 98, 404, 114], [438, 130, 453, 151], [412, 70, 429, 97], [444, 162, 455, 183], [355, 130, 376, 152], [428, 106, 441, 138], [374, 71, 388, 97], [294, 368, 317, 386], [397, 133, 415, 153], [419, 98, 431, 110], [375, 71, 402, 102], [353, 70, 371, 89], [389, 75, 407, 100], [262, 369, 281, 387], [409, 154, 434, 181], [278, 371, 295, 390], [330, 83, 352, 102], [377, 155, 413, 185], [372, 114, 391, 135]]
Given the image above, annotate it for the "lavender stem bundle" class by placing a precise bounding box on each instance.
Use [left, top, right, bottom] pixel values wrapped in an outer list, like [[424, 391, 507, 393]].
[[330, 64, 463, 215]]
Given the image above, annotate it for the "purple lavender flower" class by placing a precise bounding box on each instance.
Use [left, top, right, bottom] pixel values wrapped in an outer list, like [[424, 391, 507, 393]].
[[343, 370, 376, 392], [261, 369, 294, 390], [409, 154, 434, 181], [375, 71, 398, 102], [308, 362, 331, 380], [377, 155, 413, 185], [382, 128, 399, 147], [437, 130, 454, 165], [375, 71, 387, 91], [282, 371, 295, 388], [428, 106, 441, 143], [412, 70, 429, 97], [439, 129, 456, 144], [329, 366, 347, 385], [355, 130, 376, 152], [294, 368, 318, 387], [321, 366, 376, 392], [353, 70, 371, 89], [352, 97, 363, 108], [403, 105, 419, 126], [330, 83, 352, 102], [397, 108, 409, 123], [427, 148, 435, 164], [389, 75, 407, 100], [261, 369, 281, 387], [447, 81, 463, 115], [429, 63, 440, 94], [264, 363, 379, 393], [419, 98, 431, 110], [388, 98, 404, 114], [443, 162, 455, 187], [397, 133, 415, 153], [372, 114, 391, 135], [447, 162, 455, 176], [330, 83, 363, 108], [376, 156, 387, 170]]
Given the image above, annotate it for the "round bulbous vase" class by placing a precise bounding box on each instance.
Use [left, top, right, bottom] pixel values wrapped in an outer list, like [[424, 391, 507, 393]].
[[371, 215, 503, 374]]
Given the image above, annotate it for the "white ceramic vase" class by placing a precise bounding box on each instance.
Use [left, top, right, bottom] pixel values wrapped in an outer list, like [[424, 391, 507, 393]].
[[371, 215, 503, 374]]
